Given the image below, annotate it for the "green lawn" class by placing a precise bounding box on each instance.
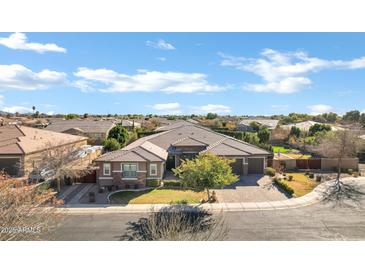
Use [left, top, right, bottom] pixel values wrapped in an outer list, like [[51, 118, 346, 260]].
[[109, 188, 207, 204], [272, 145, 299, 153], [283, 173, 319, 197]]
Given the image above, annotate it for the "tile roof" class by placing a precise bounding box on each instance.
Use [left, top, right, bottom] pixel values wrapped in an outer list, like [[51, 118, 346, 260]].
[[154, 120, 197, 132], [96, 124, 270, 162], [239, 119, 279, 129], [0, 125, 87, 155], [46, 120, 115, 134]]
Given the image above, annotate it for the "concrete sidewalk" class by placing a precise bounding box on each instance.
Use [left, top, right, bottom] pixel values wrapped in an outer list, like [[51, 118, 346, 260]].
[[57, 177, 365, 214]]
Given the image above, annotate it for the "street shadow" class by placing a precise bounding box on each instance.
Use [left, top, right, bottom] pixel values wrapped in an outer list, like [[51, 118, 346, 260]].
[[119, 205, 228, 241]]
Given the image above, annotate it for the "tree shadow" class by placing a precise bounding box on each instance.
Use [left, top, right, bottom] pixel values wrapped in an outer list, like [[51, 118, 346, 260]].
[[119, 205, 229, 241], [321, 180, 365, 208]]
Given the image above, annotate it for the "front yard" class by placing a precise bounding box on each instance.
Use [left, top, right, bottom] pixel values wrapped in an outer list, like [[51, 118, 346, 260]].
[[282, 173, 319, 197], [109, 188, 208, 204]]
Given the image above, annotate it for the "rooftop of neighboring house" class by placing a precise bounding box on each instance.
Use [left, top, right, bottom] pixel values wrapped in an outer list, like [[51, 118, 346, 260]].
[[96, 124, 270, 163], [238, 119, 279, 129], [0, 125, 88, 155], [46, 119, 115, 134], [154, 120, 198, 131], [282, 121, 344, 131], [121, 120, 141, 127]]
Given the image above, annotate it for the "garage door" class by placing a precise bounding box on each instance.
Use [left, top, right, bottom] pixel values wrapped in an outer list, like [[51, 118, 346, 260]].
[[248, 158, 264, 174], [0, 158, 20, 176], [230, 159, 243, 175]]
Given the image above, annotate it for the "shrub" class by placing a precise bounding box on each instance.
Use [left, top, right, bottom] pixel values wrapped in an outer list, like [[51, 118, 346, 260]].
[[347, 169, 353, 175], [146, 180, 161, 187], [264, 167, 276, 177], [309, 173, 314, 179], [288, 175, 293, 181], [316, 175, 322, 182], [171, 199, 188, 205], [273, 177, 294, 195], [163, 180, 183, 188]]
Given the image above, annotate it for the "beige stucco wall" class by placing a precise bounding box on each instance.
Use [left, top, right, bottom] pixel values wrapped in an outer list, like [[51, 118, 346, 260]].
[[22, 139, 88, 176], [321, 158, 359, 171]]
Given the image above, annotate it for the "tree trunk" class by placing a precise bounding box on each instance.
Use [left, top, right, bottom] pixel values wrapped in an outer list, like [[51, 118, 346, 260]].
[[206, 188, 210, 202], [56, 178, 61, 193], [336, 157, 343, 189]]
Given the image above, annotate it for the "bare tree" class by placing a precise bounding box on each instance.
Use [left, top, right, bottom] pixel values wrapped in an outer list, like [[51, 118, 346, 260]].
[[309, 130, 365, 206], [0, 171, 62, 240], [29, 142, 92, 192], [120, 206, 229, 241]]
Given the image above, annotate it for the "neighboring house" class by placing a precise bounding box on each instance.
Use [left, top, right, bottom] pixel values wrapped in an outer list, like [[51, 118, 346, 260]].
[[0, 125, 88, 176], [237, 119, 280, 132], [281, 121, 344, 132], [95, 124, 271, 189], [46, 120, 115, 144], [154, 120, 197, 132], [236, 119, 287, 143], [121, 120, 141, 130]]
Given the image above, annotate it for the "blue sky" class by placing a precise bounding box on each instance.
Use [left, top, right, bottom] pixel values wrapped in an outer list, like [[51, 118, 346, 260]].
[[0, 32, 364, 116]]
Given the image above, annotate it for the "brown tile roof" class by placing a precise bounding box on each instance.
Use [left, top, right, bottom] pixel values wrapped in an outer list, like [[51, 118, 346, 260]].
[[96, 124, 270, 163], [0, 125, 87, 155], [46, 120, 115, 134]]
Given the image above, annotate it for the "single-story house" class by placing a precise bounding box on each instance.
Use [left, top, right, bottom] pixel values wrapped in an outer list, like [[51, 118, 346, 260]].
[[95, 124, 271, 189], [154, 120, 197, 132], [46, 120, 115, 144], [281, 121, 344, 132], [0, 125, 88, 176], [237, 119, 280, 132], [121, 120, 141, 130], [236, 118, 288, 143]]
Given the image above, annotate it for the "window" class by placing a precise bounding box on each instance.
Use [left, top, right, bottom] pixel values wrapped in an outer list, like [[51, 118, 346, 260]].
[[103, 163, 111, 175], [122, 164, 138, 178], [150, 163, 157, 176]]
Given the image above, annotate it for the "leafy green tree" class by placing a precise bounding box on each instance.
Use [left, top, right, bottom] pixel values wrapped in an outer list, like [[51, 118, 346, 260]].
[[65, 113, 79, 120], [206, 112, 218, 120], [289, 126, 301, 138], [173, 153, 238, 200], [322, 112, 338, 123], [108, 125, 129, 147], [309, 123, 331, 136], [249, 121, 262, 131], [102, 138, 121, 152], [343, 110, 360, 123], [257, 127, 270, 143], [83, 113, 89, 119]]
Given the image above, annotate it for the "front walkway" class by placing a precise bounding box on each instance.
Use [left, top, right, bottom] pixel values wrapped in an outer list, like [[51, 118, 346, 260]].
[[214, 175, 289, 203]]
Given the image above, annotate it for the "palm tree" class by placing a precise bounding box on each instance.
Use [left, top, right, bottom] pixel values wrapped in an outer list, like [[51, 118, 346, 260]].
[[32, 106, 36, 116]]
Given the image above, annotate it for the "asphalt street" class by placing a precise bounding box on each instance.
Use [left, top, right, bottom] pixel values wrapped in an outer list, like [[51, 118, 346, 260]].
[[45, 199, 365, 240]]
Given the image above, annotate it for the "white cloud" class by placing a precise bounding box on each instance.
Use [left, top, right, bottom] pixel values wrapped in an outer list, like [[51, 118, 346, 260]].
[[307, 104, 333, 115], [219, 49, 365, 93], [146, 39, 175, 50], [0, 64, 67, 90], [0, 32, 66, 53], [2, 106, 32, 114], [191, 104, 231, 114], [150, 102, 181, 114], [156, 57, 167, 61], [152, 102, 180, 111], [74, 68, 225, 94]]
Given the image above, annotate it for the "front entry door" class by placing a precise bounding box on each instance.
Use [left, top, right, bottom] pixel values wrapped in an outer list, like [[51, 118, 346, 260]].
[[166, 155, 175, 170]]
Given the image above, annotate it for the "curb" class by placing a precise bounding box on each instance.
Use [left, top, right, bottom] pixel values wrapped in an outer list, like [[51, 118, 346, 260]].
[[57, 177, 365, 214]]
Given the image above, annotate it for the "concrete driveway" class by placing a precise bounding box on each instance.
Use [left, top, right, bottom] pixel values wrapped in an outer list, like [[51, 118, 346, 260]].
[[214, 175, 289, 203]]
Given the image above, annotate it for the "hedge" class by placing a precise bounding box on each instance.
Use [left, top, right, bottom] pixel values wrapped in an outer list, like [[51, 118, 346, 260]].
[[273, 177, 294, 195], [146, 180, 161, 187], [163, 180, 184, 188]]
